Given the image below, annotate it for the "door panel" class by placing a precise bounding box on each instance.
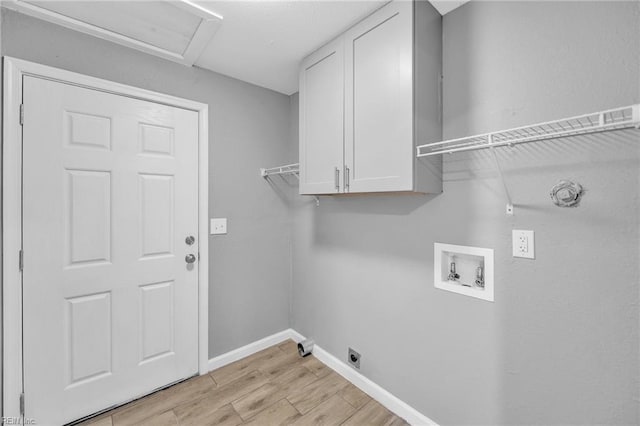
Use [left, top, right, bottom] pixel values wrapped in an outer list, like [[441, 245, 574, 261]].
[[139, 281, 175, 363], [139, 173, 174, 257], [139, 123, 174, 156], [66, 292, 112, 386], [66, 170, 112, 265], [344, 1, 414, 192], [65, 111, 112, 150], [299, 38, 345, 194], [22, 76, 199, 425]]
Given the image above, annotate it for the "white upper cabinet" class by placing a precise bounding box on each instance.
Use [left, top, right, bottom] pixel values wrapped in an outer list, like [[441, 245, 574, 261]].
[[299, 39, 345, 194], [344, 1, 414, 193], [299, 0, 443, 195]]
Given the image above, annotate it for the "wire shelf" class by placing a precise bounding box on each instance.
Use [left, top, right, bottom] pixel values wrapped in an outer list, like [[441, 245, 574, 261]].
[[260, 162, 320, 205], [417, 104, 640, 157], [260, 163, 300, 178]]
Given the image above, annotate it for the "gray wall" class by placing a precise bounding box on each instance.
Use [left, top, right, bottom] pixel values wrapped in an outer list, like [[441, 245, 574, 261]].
[[3, 1, 640, 424], [0, 9, 293, 358], [291, 1, 640, 424]]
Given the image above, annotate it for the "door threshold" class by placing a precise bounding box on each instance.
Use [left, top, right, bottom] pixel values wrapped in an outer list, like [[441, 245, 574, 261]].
[[65, 374, 198, 426]]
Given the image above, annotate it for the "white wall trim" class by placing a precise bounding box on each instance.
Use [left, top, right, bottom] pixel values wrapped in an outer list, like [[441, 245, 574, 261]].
[[207, 330, 297, 372], [2, 0, 223, 66], [1, 56, 210, 417], [288, 329, 306, 342], [207, 329, 438, 426], [310, 343, 438, 426]]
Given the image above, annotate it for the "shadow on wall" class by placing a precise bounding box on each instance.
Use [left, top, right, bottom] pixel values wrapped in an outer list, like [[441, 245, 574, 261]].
[[319, 192, 435, 215], [445, 129, 640, 201], [309, 193, 438, 260], [304, 128, 640, 262], [263, 173, 299, 208]]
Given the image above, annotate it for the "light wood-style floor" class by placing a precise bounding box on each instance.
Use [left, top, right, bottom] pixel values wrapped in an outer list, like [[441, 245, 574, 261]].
[[79, 340, 408, 426]]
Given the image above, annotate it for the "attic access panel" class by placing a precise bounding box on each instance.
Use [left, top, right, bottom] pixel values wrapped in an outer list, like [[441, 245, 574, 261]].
[[4, 0, 223, 65]]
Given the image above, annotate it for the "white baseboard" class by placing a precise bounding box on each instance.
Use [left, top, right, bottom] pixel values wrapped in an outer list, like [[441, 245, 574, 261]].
[[310, 344, 437, 426], [287, 328, 305, 342], [207, 328, 437, 426], [207, 329, 297, 372]]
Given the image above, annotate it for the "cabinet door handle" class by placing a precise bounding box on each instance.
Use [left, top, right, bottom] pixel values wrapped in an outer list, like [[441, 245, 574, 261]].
[[345, 166, 350, 191], [334, 167, 340, 191]]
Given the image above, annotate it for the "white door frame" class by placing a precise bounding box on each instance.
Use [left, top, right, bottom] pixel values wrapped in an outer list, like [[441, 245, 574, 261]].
[[2, 56, 210, 418]]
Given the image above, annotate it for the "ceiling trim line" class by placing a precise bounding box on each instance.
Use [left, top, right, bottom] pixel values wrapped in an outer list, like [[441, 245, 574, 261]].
[[2, 0, 223, 66]]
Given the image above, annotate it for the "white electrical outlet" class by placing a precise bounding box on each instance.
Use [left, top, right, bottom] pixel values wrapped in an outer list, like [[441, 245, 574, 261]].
[[512, 230, 535, 259], [210, 218, 227, 235]]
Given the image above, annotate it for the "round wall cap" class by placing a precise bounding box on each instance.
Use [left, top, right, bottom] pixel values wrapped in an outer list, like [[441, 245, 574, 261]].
[[550, 180, 583, 207]]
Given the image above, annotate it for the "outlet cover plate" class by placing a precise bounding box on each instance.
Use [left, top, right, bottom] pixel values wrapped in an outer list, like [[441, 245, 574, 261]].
[[348, 348, 360, 369], [512, 229, 534, 259], [211, 218, 227, 235]]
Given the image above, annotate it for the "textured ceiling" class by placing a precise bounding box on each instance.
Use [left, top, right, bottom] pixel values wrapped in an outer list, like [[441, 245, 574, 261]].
[[192, 0, 469, 94], [9, 0, 470, 95], [193, 1, 388, 94]]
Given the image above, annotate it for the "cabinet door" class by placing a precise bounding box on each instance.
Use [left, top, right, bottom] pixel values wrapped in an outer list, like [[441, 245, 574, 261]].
[[299, 38, 344, 194], [344, 1, 414, 193]]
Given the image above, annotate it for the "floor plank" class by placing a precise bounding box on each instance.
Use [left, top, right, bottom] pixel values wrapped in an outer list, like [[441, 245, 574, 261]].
[[136, 410, 177, 426], [292, 394, 356, 425], [211, 369, 271, 405], [210, 345, 283, 386], [232, 382, 288, 420], [81, 341, 409, 426], [242, 398, 302, 426], [338, 383, 371, 409], [259, 351, 303, 379], [175, 403, 243, 426], [301, 356, 332, 378], [111, 375, 215, 426], [342, 399, 399, 426], [80, 416, 113, 426], [271, 364, 319, 396], [277, 339, 299, 354], [387, 416, 411, 426], [173, 369, 270, 424], [287, 372, 349, 414]]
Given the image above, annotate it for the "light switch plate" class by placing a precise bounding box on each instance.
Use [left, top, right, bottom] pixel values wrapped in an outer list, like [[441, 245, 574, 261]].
[[512, 229, 534, 259], [211, 218, 227, 235]]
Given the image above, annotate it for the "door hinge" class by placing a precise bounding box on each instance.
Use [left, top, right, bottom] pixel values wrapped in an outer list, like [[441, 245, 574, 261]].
[[19, 250, 24, 272], [19, 392, 25, 416], [20, 104, 24, 126]]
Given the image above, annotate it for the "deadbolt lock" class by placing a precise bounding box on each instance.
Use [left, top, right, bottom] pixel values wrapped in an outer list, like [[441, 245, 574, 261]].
[[185, 235, 195, 245]]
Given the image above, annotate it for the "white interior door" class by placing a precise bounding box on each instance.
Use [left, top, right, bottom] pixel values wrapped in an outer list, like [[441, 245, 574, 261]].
[[22, 75, 200, 425]]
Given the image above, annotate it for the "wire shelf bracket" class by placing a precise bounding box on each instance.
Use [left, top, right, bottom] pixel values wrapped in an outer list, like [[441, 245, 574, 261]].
[[416, 104, 640, 158], [260, 163, 319, 206], [489, 144, 514, 215]]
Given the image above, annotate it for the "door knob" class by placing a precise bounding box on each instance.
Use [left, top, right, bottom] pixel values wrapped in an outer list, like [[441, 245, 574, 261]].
[[185, 254, 197, 264]]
